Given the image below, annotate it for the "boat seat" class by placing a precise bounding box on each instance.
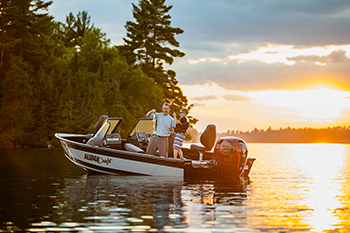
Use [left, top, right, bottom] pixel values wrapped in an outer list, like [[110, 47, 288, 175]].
[[94, 115, 109, 132], [106, 133, 123, 149], [190, 124, 216, 160], [86, 115, 109, 142]]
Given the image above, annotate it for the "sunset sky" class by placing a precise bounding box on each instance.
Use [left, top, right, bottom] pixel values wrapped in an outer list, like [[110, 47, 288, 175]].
[[50, 0, 350, 133]]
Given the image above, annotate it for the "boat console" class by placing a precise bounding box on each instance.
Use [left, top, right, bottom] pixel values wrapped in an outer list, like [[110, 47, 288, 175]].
[[86, 116, 144, 152], [126, 118, 153, 150]]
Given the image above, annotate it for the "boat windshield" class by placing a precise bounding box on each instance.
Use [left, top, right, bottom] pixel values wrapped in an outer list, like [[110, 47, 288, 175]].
[[95, 120, 111, 139], [107, 117, 122, 134], [129, 118, 153, 137], [86, 120, 111, 147]]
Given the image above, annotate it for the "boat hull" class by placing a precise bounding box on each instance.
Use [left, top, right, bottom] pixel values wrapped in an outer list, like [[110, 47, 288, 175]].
[[57, 133, 184, 176], [55, 133, 255, 182]]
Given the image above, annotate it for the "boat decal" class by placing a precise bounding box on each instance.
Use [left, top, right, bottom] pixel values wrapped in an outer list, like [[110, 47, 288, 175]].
[[73, 156, 145, 175], [84, 153, 112, 165]]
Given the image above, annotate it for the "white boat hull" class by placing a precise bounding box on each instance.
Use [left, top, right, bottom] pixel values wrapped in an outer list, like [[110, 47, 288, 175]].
[[57, 133, 184, 176]]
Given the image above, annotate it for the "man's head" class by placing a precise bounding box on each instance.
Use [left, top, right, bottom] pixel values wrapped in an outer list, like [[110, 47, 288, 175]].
[[162, 102, 170, 115]]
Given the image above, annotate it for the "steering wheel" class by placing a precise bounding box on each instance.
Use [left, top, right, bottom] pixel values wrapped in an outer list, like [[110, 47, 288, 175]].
[[135, 131, 146, 142], [145, 133, 151, 144]]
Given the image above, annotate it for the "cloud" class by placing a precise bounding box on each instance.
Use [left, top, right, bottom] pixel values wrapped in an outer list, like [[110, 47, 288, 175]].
[[192, 102, 206, 107], [50, 0, 350, 49], [288, 55, 327, 64], [191, 93, 253, 102], [172, 0, 350, 47], [328, 50, 349, 63], [222, 94, 254, 102], [227, 45, 350, 65], [169, 1, 350, 91], [287, 50, 349, 66], [192, 95, 218, 101], [174, 44, 350, 91]]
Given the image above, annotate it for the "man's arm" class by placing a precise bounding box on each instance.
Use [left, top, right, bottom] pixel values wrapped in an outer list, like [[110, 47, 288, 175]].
[[146, 109, 156, 118]]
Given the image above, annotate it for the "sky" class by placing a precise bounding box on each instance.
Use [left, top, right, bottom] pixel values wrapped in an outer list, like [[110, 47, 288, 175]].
[[49, 0, 350, 133]]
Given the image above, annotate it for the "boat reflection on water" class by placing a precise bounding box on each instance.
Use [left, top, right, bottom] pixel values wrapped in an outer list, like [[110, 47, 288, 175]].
[[29, 174, 250, 232], [181, 180, 249, 230]]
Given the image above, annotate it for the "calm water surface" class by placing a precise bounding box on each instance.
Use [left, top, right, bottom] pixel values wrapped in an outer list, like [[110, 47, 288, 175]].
[[1, 143, 350, 232]]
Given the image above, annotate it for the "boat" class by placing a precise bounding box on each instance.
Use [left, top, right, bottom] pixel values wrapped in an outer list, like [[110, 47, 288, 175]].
[[55, 115, 255, 183]]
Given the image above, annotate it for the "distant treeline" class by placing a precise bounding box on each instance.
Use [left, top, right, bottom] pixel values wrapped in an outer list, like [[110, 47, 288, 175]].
[[218, 126, 350, 143], [0, 0, 193, 147]]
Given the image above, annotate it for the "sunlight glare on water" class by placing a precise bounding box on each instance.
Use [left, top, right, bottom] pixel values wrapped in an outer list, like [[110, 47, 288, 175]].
[[2, 145, 350, 232], [248, 143, 350, 232], [294, 144, 346, 231]]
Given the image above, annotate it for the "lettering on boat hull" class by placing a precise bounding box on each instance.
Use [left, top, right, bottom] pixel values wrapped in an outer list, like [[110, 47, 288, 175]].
[[84, 153, 112, 165]]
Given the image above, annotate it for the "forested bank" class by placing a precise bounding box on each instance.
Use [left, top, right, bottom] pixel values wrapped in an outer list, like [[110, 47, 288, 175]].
[[218, 126, 350, 143], [0, 0, 194, 147]]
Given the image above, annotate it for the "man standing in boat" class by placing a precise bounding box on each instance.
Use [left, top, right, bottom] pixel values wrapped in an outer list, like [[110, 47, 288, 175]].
[[146, 102, 176, 157]]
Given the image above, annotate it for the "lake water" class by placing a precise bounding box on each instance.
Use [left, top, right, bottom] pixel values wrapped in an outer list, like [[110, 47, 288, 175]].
[[1, 143, 350, 232]]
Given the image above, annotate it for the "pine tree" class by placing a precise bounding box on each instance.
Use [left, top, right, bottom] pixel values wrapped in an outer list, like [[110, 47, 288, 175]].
[[63, 11, 94, 48], [0, 0, 55, 147], [120, 0, 188, 111], [0, 56, 34, 146], [9, 0, 54, 69], [0, 0, 20, 80]]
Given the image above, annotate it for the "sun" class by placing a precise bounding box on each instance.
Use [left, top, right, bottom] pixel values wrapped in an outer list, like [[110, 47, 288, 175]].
[[294, 88, 348, 122], [247, 87, 350, 124], [291, 78, 350, 92]]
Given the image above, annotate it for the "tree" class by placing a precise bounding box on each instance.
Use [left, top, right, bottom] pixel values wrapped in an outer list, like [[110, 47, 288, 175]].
[[8, 0, 54, 69], [120, 0, 187, 111], [0, 56, 34, 146], [63, 11, 94, 48], [0, 0, 56, 147], [0, 0, 16, 80], [0, 5, 180, 147]]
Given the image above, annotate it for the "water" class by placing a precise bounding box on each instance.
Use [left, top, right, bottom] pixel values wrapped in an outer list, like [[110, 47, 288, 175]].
[[1, 143, 350, 232]]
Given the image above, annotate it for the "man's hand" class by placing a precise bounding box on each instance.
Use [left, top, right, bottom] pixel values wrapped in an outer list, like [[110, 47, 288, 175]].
[[147, 109, 157, 117]]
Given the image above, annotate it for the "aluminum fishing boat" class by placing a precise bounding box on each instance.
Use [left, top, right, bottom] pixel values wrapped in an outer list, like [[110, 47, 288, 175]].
[[55, 115, 255, 183]]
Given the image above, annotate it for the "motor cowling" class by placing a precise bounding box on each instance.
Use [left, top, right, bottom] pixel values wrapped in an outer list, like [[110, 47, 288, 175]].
[[214, 137, 248, 182]]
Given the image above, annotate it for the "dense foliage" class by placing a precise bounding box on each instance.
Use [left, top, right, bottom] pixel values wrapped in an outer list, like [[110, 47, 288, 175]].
[[0, 0, 188, 147]]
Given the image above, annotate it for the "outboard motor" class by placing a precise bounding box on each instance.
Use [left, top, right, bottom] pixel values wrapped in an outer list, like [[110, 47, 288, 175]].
[[214, 137, 248, 183], [184, 126, 252, 183]]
